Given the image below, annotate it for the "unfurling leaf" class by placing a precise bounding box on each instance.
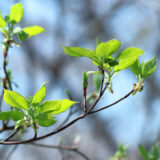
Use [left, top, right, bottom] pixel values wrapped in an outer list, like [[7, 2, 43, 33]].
[[93, 74, 101, 93], [4, 89, 28, 110], [142, 56, 156, 78]]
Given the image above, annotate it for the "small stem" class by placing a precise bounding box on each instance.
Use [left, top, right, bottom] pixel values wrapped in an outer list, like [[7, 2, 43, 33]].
[[3, 127, 21, 141], [89, 90, 134, 114]]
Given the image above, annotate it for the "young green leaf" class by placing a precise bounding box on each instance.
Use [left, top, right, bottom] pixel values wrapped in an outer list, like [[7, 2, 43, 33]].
[[116, 47, 144, 60], [10, 2, 24, 23], [36, 113, 57, 127], [96, 38, 100, 46], [17, 30, 29, 43], [23, 26, 45, 37], [38, 100, 61, 114], [96, 39, 121, 58], [63, 47, 94, 59], [93, 74, 101, 93], [0, 12, 6, 28], [32, 83, 47, 105], [0, 111, 24, 121], [114, 47, 144, 72], [130, 59, 141, 77], [51, 99, 77, 114], [138, 145, 149, 160], [142, 56, 156, 78], [4, 89, 28, 110]]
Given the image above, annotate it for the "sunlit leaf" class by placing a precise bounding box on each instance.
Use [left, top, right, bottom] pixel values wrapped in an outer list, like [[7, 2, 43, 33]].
[[114, 47, 144, 72], [0, 111, 24, 121], [10, 2, 24, 23], [96, 39, 121, 58], [23, 26, 45, 37], [0, 12, 5, 28], [142, 56, 156, 78], [63, 47, 95, 59], [32, 82, 47, 105], [4, 89, 28, 110], [38, 100, 61, 113], [51, 99, 77, 114]]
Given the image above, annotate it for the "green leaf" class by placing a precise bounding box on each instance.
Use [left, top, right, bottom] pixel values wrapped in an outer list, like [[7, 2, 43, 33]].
[[114, 47, 144, 72], [0, 12, 5, 28], [0, 111, 24, 121], [38, 100, 61, 114], [32, 83, 47, 105], [4, 89, 28, 110], [93, 74, 101, 93], [130, 59, 141, 76], [63, 47, 94, 59], [51, 99, 77, 114], [96, 38, 100, 46], [82, 72, 88, 88], [23, 26, 45, 37], [96, 39, 121, 58], [17, 30, 29, 43], [10, 2, 24, 23], [142, 56, 156, 79], [36, 113, 57, 127], [103, 58, 119, 67], [116, 47, 144, 60], [138, 145, 149, 160]]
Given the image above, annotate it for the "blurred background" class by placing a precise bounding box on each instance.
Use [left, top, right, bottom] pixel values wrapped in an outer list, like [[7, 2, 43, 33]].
[[0, 0, 160, 159]]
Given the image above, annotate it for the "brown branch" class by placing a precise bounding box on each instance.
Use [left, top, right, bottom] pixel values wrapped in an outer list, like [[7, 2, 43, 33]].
[[0, 126, 15, 133], [30, 143, 90, 160], [3, 127, 21, 141], [0, 88, 133, 145], [89, 90, 134, 114]]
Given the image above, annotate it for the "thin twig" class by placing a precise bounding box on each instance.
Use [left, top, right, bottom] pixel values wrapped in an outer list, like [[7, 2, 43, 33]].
[[3, 127, 21, 141], [30, 143, 90, 160], [0, 126, 15, 133], [0, 89, 133, 145], [89, 90, 134, 114]]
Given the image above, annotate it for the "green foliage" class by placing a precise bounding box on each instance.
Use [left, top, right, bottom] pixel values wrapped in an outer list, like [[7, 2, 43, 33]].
[[114, 47, 144, 72], [130, 56, 156, 80], [110, 143, 128, 160], [0, 111, 24, 121], [0, 2, 45, 44], [0, 12, 6, 27], [64, 39, 156, 95], [138, 144, 160, 160], [2, 84, 77, 129], [4, 89, 28, 110], [96, 39, 121, 58]]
